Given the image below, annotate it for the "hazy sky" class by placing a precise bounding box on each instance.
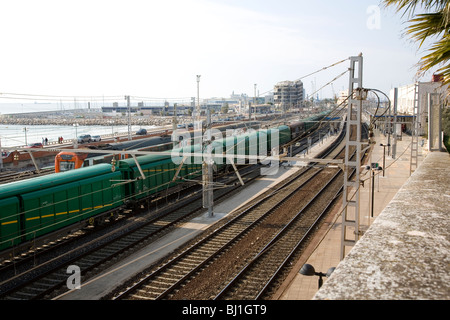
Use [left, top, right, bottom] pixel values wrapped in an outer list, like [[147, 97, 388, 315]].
[[0, 0, 438, 102]]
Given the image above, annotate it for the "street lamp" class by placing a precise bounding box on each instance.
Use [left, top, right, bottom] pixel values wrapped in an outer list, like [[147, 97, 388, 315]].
[[73, 123, 79, 149], [380, 143, 390, 177], [370, 165, 383, 218], [299, 264, 335, 289], [23, 127, 28, 145]]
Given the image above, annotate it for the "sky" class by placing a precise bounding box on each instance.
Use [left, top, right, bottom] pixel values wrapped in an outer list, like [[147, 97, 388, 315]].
[[0, 0, 440, 104]]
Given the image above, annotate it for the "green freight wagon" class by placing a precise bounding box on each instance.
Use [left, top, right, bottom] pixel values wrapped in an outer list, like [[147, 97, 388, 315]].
[[0, 164, 124, 251], [116, 144, 203, 202], [212, 126, 291, 165]]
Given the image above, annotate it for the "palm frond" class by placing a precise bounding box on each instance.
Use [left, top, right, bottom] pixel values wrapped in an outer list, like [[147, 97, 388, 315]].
[[416, 34, 450, 78], [407, 12, 448, 46], [383, 0, 450, 86], [383, 0, 449, 17]]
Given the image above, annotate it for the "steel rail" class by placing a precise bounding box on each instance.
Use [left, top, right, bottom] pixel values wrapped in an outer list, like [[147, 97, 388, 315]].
[[214, 168, 343, 300]]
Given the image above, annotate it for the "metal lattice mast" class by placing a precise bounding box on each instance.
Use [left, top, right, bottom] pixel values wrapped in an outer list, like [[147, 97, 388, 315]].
[[340, 54, 363, 260], [126, 95, 131, 141], [410, 82, 419, 176], [196, 75, 201, 123], [203, 107, 214, 217]]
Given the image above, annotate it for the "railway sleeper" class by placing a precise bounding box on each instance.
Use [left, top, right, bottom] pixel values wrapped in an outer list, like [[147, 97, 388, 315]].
[[156, 272, 182, 280], [171, 264, 193, 272], [173, 261, 198, 270], [32, 280, 56, 289], [195, 248, 214, 255], [142, 284, 167, 293], [132, 292, 156, 300], [153, 275, 180, 284], [6, 291, 37, 300], [181, 257, 205, 265], [77, 258, 101, 267]]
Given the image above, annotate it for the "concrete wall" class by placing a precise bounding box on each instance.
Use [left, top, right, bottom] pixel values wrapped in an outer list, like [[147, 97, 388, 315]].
[[313, 152, 450, 300]]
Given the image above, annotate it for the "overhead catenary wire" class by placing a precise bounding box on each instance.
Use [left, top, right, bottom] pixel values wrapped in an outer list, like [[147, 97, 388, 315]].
[[302, 139, 413, 265], [1, 57, 351, 106], [248, 67, 350, 137], [1, 56, 357, 160], [257, 57, 350, 97], [0, 92, 194, 103]]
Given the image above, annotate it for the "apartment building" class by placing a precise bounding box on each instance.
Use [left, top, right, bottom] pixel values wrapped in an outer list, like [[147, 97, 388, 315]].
[[273, 80, 304, 110]]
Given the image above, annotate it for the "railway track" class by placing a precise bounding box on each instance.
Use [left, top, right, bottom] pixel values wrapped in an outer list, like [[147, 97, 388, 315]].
[[0, 128, 324, 266], [0, 165, 261, 300], [0, 167, 54, 184], [0, 127, 340, 300], [112, 132, 346, 300], [215, 168, 343, 300]]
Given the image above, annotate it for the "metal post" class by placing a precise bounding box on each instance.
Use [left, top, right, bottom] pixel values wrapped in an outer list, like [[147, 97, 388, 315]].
[[74, 123, 78, 149], [371, 169, 375, 218], [410, 83, 419, 175], [23, 127, 28, 146], [131, 154, 146, 180], [254, 83, 257, 120], [340, 54, 363, 260], [126, 95, 131, 141], [380, 144, 390, 177], [0, 137, 3, 171], [196, 75, 201, 123], [203, 107, 213, 217], [173, 103, 178, 147], [392, 88, 398, 159], [26, 150, 40, 173], [387, 95, 391, 156]]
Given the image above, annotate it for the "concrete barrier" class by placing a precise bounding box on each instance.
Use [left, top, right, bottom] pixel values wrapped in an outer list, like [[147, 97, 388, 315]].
[[313, 151, 450, 300]]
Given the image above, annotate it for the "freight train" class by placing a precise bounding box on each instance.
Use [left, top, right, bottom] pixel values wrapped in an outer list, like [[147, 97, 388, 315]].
[[54, 121, 261, 173], [0, 113, 331, 252]]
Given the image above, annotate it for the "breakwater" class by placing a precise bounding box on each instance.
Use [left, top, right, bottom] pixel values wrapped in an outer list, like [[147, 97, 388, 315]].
[[0, 116, 173, 127], [0, 109, 174, 127]]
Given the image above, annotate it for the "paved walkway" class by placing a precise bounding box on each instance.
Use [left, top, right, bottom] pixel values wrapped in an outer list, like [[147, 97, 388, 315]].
[[314, 151, 449, 299], [277, 129, 426, 300]]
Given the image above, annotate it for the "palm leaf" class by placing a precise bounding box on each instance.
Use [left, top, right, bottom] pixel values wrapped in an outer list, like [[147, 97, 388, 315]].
[[383, 0, 450, 86]]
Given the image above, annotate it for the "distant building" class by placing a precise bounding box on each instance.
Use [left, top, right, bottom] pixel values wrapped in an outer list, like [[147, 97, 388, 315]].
[[203, 92, 250, 114], [389, 80, 448, 134], [250, 104, 272, 114], [264, 94, 274, 105], [273, 80, 304, 110], [101, 101, 194, 116], [337, 90, 348, 106]]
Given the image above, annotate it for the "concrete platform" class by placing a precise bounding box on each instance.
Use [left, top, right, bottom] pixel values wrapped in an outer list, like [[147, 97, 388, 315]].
[[55, 131, 340, 300], [313, 151, 449, 300], [277, 129, 447, 300]]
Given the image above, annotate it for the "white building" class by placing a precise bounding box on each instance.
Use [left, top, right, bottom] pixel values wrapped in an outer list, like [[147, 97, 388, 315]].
[[337, 90, 348, 106], [273, 80, 304, 110], [389, 81, 448, 134]]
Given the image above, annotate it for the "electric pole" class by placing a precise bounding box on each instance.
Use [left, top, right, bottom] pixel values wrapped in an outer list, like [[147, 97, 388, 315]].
[[126, 95, 131, 141], [254, 83, 257, 120], [340, 54, 364, 260], [203, 107, 214, 217], [196, 75, 201, 124]]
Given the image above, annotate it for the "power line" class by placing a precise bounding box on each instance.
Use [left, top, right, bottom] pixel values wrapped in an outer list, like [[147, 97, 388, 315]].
[[258, 57, 350, 97]]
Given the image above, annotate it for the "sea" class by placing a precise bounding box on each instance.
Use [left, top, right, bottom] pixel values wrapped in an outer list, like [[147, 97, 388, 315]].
[[0, 103, 157, 148]]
